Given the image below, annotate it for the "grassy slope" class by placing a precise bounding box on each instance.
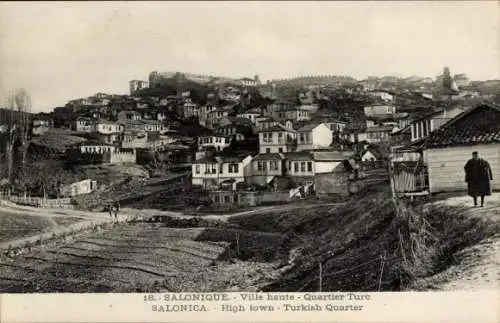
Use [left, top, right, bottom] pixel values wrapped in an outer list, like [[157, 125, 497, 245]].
[[0, 211, 55, 243], [228, 188, 499, 292]]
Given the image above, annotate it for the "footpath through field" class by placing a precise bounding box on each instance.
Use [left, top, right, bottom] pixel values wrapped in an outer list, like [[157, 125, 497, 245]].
[[0, 201, 135, 250], [419, 192, 500, 291]]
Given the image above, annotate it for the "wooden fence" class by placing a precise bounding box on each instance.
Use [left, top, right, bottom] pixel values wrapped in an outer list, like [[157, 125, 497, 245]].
[[391, 162, 429, 196], [2, 195, 74, 209]]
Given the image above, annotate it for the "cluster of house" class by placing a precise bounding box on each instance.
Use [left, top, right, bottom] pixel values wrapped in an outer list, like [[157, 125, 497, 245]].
[[22, 67, 499, 204], [190, 97, 360, 202]]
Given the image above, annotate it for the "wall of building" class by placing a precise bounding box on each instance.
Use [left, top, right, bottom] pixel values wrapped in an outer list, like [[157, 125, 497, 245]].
[[315, 161, 342, 174], [364, 105, 396, 116], [427, 144, 500, 193], [109, 149, 136, 164], [314, 171, 349, 198], [192, 157, 253, 189], [259, 131, 296, 154], [314, 124, 333, 147], [97, 123, 124, 134], [60, 179, 97, 197], [251, 159, 283, 186]]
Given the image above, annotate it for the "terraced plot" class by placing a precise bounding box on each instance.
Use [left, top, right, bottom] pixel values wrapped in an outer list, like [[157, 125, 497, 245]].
[[0, 211, 56, 243], [0, 223, 276, 292]]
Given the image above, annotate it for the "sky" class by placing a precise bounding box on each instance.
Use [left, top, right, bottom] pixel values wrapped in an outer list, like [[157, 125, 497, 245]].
[[0, 1, 498, 112]]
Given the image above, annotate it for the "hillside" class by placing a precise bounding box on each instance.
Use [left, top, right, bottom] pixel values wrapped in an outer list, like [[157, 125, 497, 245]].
[[228, 189, 500, 292]]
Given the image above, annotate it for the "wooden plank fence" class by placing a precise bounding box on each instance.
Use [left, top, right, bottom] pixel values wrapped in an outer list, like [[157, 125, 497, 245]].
[[3, 195, 74, 209]]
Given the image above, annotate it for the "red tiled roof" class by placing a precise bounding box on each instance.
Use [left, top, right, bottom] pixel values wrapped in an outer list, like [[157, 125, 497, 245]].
[[422, 103, 500, 148]]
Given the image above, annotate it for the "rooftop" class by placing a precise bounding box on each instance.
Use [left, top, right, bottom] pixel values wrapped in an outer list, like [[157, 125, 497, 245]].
[[365, 125, 395, 133], [297, 122, 324, 132], [253, 153, 284, 161], [196, 153, 252, 164], [285, 150, 352, 161], [259, 124, 296, 133], [422, 103, 500, 149]]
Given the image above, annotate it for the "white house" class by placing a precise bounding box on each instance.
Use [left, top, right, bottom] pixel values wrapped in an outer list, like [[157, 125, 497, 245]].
[[366, 90, 395, 102], [239, 77, 258, 87], [60, 179, 98, 197], [271, 106, 311, 123], [143, 120, 165, 132], [206, 106, 234, 129], [96, 120, 124, 135], [364, 105, 397, 117], [251, 153, 285, 186], [192, 154, 253, 190], [259, 124, 297, 154], [198, 135, 232, 151], [296, 123, 333, 151], [199, 104, 218, 127], [422, 103, 500, 193], [118, 110, 142, 121], [348, 131, 368, 143], [365, 125, 395, 144], [236, 110, 261, 125], [285, 151, 353, 182], [74, 117, 97, 133], [361, 150, 378, 162], [129, 80, 148, 95], [178, 99, 199, 119], [410, 105, 470, 142]]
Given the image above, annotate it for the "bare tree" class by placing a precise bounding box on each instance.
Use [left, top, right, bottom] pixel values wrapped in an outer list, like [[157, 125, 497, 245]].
[[3, 89, 32, 182]]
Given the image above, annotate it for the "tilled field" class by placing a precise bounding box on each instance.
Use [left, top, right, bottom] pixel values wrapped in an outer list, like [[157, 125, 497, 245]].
[[0, 223, 277, 292]]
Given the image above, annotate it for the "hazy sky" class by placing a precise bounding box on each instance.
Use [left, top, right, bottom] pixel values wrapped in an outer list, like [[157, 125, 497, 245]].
[[0, 1, 498, 112]]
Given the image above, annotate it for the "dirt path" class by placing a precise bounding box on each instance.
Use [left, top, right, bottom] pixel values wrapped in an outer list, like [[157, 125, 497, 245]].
[[422, 193, 500, 291], [0, 204, 135, 250], [123, 201, 346, 222]]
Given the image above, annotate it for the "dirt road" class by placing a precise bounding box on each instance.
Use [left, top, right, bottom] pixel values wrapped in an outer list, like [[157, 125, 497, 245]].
[[418, 193, 500, 291]]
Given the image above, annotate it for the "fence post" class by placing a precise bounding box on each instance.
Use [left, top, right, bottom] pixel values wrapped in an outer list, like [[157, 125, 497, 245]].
[[318, 262, 323, 292], [378, 251, 387, 291], [236, 233, 240, 255]]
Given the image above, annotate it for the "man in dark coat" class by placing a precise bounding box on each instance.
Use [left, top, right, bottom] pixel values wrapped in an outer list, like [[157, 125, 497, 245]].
[[464, 151, 493, 207], [113, 200, 120, 219]]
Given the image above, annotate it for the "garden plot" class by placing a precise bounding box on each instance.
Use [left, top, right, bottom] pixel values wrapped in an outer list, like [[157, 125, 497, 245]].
[[0, 222, 240, 292], [0, 211, 55, 243]]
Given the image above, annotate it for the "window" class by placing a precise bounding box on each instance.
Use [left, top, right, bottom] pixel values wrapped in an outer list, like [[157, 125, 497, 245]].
[[278, 132, 283, 143], [224, 195, 231, 203], [307, 162, 313, 172], [257, 161, 264, 171], [229, 163, 239, 173], [270, 161, 279, 171], [300, 133, 305, 143], [219, 164, 224, 174], [214, 196, 219, 203], [278, 148, 283, 153], [300, 162, 306, 172], [266, 148, 271, 153], [294, 162, 299, 172], [206, 164, 217, 174], [195, 165, 200, 174]]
